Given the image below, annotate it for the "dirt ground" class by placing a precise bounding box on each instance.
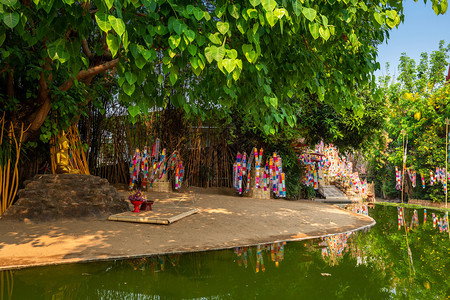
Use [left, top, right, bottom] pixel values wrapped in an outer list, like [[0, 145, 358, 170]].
[[0, 188, 374, 270]]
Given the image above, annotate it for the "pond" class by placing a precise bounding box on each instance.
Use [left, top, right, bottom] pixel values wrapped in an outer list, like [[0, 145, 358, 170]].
[[1, 204, 449, 299]]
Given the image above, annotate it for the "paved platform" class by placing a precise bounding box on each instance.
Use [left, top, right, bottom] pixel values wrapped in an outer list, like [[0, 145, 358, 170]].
[[0, 191, 374, 270]]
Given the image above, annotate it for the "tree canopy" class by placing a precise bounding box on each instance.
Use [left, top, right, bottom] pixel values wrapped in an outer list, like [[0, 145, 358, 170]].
[[367, 40, 450, 201], [3, 0, 438, 143]]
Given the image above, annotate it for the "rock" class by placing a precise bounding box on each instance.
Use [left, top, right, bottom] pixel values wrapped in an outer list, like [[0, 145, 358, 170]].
[[1, 174, 129, 222]]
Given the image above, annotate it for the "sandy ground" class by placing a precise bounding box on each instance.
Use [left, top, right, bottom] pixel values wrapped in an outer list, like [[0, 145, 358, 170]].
[[0, 189, 374, 270]]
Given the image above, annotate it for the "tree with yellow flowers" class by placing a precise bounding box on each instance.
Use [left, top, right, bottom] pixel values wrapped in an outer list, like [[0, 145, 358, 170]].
[[368, 40, 450, 202]]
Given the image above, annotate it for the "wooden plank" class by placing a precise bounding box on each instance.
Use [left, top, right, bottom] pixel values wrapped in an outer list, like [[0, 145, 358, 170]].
[[108, 207, 199, 225], [167, 208, 199, 223]]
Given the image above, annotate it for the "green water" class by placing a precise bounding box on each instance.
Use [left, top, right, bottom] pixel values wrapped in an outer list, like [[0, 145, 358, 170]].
[[1, 205, 449, 299]]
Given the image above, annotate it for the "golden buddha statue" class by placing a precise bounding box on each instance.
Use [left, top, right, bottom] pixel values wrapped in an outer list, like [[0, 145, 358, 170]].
[[55, 133, 81, 174]]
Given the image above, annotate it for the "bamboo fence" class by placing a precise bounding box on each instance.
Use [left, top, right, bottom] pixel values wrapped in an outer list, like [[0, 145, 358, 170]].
[[0, 112, 30, 216], [88, 107, 234, 188]]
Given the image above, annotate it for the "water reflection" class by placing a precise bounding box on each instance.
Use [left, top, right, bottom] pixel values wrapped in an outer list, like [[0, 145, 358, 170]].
[[1, 205, 449, 299], [321, 232, 353, 266], [0, 270, 13, 300], [125, 255, 179, 273], [398, 206, 449, 233], [233, 242, 286, 272]]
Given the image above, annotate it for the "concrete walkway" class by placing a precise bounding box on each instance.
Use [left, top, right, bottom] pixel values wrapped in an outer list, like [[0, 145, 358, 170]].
[[0, 191, 374, 270]]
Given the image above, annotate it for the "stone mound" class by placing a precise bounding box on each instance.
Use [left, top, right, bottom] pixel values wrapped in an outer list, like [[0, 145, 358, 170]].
[[2, 174, 129, 222]]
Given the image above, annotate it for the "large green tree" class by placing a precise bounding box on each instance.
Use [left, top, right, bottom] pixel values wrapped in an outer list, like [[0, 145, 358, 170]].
[[368, 40, 450, 201], [2, 0, 439, 143]]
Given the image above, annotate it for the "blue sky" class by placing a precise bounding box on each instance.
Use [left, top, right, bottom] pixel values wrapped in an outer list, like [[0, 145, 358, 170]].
[[375, 1, 450, 78]]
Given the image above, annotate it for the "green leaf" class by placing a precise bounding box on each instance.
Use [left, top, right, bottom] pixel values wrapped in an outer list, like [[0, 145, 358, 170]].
[[321, 15, 328, 27], [232, 68, 241, 81], [228, 4, 240, 19], [266, 11, 277, 27], [287, 116, 294, 127], [247, 8, 258, 18], [235, 59, 242, 70], [261, 0, 276, 11], [125, 71, 137, 85], [441, 0, 448, 14], [1, 0, 18, 5], [186, 5, 195, 14], [193, 8, 204, 21], [386, 10, 397, 20], [129, 43, 140, 58], [319, 26, 330, 41], [190, 56, 199, 69], [108, 15, 126, 36], [217, 21, 230, 35], [106, 33, 119, 57], [386, 18, 396, 28], [169, 72, 177, 85], [249, 0, 261, 7], [157, 74, 164, 84], [127, 105, 139, 117], [208, 32, 222, 45], [184, 29, 196, 43], [188, 44, 197, 56], [227, 49, 237, 59], [81, 56, 89, 68], [197, 53, 206, 69], [95, 13, 111, 32], [103, 0, 114, 10], [223, 58, 236, 73], [2, 12, 19, 29], [118, 77, 126, 87], [168, 35, 181, 49], [273, 8, 286, 19], [123, 82, 136, 96], [213, 46, 226, 62], [0, 33, 5, 47], [205, 45, 226, 63], [172, 19, 184, 35], [292, 0, 302, 16], [236, 18, 248, 34], [142, 0, 157, 12], [432, 1, 440, 14], [122, 30, 129, 50], [308, 22, 319, 39], [302, 7, 316, 22], [205, 46, 213, 63], [155, 24, 168, 35], [196, 35, 206, 46], [168, 48, 176, 58], [373, 12, 383, 25], [47, 39, 70, 63], [216, 5, 226, 18]]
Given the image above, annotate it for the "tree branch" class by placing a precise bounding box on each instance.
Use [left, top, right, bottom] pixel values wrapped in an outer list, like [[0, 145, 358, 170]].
[[0, 63, 9, 75], [23, 97, 51, 142], [23, 58, 118, 142], [81, 38, 93, 59], [59, 58, 119, 92]]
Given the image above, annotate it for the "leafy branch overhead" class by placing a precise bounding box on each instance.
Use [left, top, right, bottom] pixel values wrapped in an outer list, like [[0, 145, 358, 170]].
[[0, 0, 446, 140]]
